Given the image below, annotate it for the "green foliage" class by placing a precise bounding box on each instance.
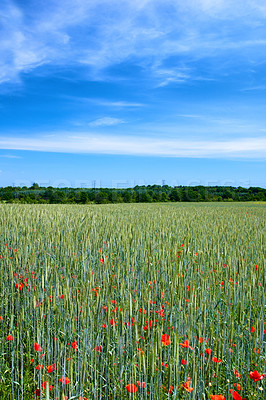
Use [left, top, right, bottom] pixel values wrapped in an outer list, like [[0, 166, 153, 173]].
[[0, 185, 265, 204]]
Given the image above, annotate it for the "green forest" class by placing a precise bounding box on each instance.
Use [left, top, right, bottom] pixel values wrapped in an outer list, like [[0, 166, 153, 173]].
[[0, 183, 265, 204]]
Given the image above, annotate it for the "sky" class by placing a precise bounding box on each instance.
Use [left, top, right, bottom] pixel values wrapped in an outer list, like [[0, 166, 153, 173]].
[[0, 0, 266, 188]]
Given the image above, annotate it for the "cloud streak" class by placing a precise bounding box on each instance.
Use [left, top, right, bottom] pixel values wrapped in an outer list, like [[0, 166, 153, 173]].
[[0, 154, 21, 158], [63, 96, 145, 108], [89, 117, 125, 127], [1, 0, 266, 85], [0, 134, 265, 159]]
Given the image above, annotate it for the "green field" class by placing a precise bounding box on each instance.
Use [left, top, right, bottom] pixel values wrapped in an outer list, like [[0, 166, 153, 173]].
[[0, 203, 265, 399]]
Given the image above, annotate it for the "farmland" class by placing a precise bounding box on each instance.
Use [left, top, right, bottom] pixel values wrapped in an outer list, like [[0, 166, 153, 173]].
[[0, 203, 265, 399]]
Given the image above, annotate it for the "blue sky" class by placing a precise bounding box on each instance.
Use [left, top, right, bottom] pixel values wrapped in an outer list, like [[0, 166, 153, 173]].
[[0, 0, 266, 188]]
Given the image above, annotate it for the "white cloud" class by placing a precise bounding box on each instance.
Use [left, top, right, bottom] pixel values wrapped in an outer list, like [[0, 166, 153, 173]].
[[154, 67, 191, 87], [63, 96, 144, 108], [0, 133, 265, 159], [0, 154, 21, 158], [178, 114, 204, 119], [95, 100, 144, 108], [241, 85, 266, 91], [88, 117, 125, 127], [1, 0, 266, 85]]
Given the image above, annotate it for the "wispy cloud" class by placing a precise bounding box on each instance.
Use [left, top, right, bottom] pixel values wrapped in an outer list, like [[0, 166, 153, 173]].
[[155, 68, 191, 87], [241, 85, 266, 91], [1, 0, 266, 85], [64, 96, 144, 108], [88, 117, 125, 127], [94, 100, 144, 108], [178, 114, 205, 119], [0, 134, 265, 159], [0, 154, 21, 158]]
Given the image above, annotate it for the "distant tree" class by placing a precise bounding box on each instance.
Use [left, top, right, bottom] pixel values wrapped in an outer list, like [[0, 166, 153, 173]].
[[223, 189, 233, 199], [87, 191, 96, 202], [254, 191, 265, 201], [49, 190, 66, 203], [67, 191, 76, 203], [95, 191, 109, 204], [0, 184, 264, 204], [30, 183, 39, 190], [79, 191, 88, 204], [161, 192, 168, 202], [169, 188, 181, 202], [2, 192, 13, 202], [122, 191, 132, 203], [109, 190, 118, 203], [136, 191, 152, 203]]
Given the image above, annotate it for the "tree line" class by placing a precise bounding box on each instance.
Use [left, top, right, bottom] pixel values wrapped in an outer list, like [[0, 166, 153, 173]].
[[0, 183, 265, 204]]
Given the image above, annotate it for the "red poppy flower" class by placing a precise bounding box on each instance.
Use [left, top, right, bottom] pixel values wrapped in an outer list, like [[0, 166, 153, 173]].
[[233, 383, 242, 391], [180, 340, 194, 349], [6, 335, 13, 341], [34, 389, 41, 396], [181, 359, 187, 365], [145, 320, 153, 329], [163, 385, 174, 394], [137, 381, 146, 388], [15, 282, 23, 291], [250, 327, 255, 333], [47, 363, 56, 373], [138, 308, 146, 314], [33, 343, 43, 352], [212, 357, 222, 363], [230, 389, 247, 400], [41, 381, 52, 391], [167, 385, 174, 394], [182, 380, 193, 393], [210, 396, 225, 400], [143, 326, 148, 331], [155, 308, 166, 317], [205, 348, 212, 355], [126, 384, 138, 393], [233, 369, 241, 378], [161, 334, 170, 346], [95, 345, 102, 352], [71, 341, 78, 350], [249, 370, 263, 382], [59, 376, 70, 384]]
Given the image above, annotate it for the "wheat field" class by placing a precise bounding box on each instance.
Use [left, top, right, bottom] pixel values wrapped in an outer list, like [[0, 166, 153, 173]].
[[0, 203, 265, 399]]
